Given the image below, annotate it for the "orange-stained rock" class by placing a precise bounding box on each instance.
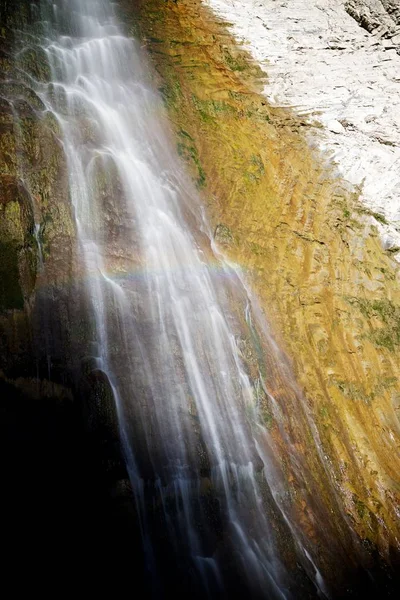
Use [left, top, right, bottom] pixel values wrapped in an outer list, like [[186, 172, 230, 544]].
[[123, 0, 400, 569]]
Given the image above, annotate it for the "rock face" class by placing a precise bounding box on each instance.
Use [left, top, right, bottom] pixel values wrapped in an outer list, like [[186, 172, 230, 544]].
[[1, 0, 400, 594], [346, 0, 400, 33], [205, 0, 400, 255], [0, 0, 76, 373], [127, 0, 400, 593], [0, 1, 135, 589]]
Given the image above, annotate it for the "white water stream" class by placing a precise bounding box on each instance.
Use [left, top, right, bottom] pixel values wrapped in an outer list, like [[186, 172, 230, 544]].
[[32, 1, 330, 597]]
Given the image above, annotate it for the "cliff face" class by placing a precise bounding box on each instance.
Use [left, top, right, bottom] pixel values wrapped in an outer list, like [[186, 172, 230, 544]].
[[206, 0, 400, 252], [0, 0, 77, 383], [124, 0, 400, 579], [0, 2, 133, 587], [1, 0, 400, 593]]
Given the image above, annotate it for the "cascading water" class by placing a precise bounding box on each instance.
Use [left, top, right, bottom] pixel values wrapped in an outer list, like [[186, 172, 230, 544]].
[[29, 0, 330, 597]]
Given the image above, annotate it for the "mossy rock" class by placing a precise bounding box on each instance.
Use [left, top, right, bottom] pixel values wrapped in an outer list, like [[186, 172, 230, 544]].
[[0, 177, 36, 311], [0, 125, 18, 176], [347, 296, 400, 351], [175, 128, 206, 187], [15, 46, 51, 83], [0, 81, 46, 112], [214, 223, 235, 247], [0, 48, 13, 75]]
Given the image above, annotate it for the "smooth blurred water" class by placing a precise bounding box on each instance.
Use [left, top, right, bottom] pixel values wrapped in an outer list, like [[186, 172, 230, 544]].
[[33, 1, 320, 597]]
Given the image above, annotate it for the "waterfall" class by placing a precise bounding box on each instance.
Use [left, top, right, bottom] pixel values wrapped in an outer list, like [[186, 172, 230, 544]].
[[31, 0, 326, 597]]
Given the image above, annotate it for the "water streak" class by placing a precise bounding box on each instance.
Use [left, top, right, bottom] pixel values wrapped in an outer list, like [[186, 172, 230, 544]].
[[32, 0, 327, 596]]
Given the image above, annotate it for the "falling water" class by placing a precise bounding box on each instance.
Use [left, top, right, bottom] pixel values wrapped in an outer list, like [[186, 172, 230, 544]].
[[29, 0, 328, 597]]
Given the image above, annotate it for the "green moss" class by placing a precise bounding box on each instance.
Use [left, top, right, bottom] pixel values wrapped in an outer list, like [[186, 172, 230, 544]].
[[169, 39, 196, 48], [359, 298, 400, 323], [249, 381, 274, 430], [352, 495, 368, 520], [0, 130, 17, 175], [371, 212, 388, 225], [333, 379, 375, 404], [15, 46, 51, 82], [177, 132, 206, 188], [23, 120, 65, 212], [332, 373, 398, 403], [249, 241, 269, 257], [0, 81, 45, 111], [222, 47, 265, 80], [346, 297, 400, 351], [214, 223, 234, 246], [245, 107, 271, 123], [40, 204, 75, 258], [250, 154, 265, 172], [191, 95, 234, 124], [178, 128, 194, 141], [223, 48, 247, 72], [18, 115, 40, 162], [196, 166, 206, 188], [245, 153, 265, 183], [260, 406, 274, 430], [319, 405, 329, 419], [375, 376, 398, 393], [356, 206, 388, 225], [371, 330, 397, 351], [378, 267, 395, 281], [158, 73, 182, 107], [43, 111, 62, 137], [3, 201, 24, 240]]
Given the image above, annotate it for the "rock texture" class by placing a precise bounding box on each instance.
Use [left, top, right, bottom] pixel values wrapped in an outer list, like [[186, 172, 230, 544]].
[[0, 3, 135, 591], [1, 0, 400, 594], [346, 0, 400, 33], [205, 0, 400, 254], [0, 0, 76, 375], [127, 0, 400, 592]]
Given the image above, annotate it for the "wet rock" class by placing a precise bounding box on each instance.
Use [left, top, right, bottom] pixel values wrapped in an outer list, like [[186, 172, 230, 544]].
[[129, 0, 400, 591], [15, 45, 51, 82], [0, 178, 36, 311], [0, 4, 141, 594], [214, 223, 235, 246]]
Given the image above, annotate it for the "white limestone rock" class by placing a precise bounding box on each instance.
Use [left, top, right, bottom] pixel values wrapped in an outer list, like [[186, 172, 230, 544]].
[[328, 120, 346, 134], [205, 0, 400, 249]]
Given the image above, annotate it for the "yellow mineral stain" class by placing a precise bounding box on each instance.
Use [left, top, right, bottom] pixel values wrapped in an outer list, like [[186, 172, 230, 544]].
[[122, 0, 400, 559]]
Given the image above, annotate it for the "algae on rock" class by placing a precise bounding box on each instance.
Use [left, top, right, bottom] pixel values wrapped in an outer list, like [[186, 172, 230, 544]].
[[124, 0, 400, 584]]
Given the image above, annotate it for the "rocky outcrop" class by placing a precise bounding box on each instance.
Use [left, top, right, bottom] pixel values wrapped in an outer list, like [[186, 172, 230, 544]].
[[126, 0, 400, 592], [346, 0, 400, 33], [205, 0, 400, 258], [0, 2, 134, 589], [0, 0, 75, 375]]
